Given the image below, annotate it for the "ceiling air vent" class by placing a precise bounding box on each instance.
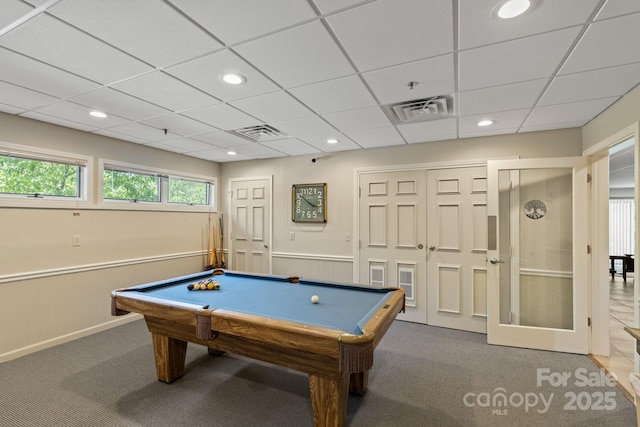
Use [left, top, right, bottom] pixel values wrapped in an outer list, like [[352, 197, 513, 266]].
[[229, 124, 288, 142], [383, 95, 454, 125]]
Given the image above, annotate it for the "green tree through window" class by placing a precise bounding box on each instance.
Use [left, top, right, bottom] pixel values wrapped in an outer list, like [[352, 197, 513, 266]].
[[0, 155, 80, 197]]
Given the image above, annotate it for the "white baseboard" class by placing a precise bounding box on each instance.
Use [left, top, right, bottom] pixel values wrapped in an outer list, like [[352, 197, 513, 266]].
[[0, 313, 142, 363]]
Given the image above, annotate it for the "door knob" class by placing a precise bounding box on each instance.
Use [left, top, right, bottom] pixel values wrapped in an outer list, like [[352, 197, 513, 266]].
[[417, 244, 424, 249], [490, 257, 504, 264], [429, 245, 436, 251]]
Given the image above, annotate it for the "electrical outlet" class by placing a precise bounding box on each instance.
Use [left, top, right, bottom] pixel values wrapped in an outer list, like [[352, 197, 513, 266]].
[[72, 235, 81, 247], [289, 232, 295, 241], [345, 232, 351, 242]]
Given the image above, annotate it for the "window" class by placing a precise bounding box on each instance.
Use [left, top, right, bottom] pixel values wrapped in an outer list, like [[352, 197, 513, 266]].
[[168, 177, 210, 206], [103, 167, 160, 202], [0, 150, 85, 199]]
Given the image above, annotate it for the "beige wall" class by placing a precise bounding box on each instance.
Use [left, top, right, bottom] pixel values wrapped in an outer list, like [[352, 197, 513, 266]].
[[583, 84, 640, 150]]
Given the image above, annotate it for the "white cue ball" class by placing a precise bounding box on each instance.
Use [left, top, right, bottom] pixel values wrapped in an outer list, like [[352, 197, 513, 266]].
[[311, 295, 319, 304]]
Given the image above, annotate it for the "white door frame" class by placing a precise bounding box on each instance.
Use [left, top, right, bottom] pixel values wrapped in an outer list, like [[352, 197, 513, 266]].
[[227, 175, 273, 274], [583, 122, 640, 359]]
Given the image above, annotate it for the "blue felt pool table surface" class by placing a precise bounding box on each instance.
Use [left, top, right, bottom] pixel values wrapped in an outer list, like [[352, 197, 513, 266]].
[[126, 270, 395, 335]]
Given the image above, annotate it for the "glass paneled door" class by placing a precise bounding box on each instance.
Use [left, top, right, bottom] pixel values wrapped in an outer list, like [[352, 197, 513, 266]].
[[486, 158, 589, 354]]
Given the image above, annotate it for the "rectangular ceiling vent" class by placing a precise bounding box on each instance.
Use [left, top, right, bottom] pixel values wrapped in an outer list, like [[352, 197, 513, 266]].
[[383, 95, 454, 125], [229, 124, 288, 142]]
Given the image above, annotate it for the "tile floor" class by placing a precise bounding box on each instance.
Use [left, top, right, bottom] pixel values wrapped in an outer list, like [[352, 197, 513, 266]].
[[592, 274, 636, 400]]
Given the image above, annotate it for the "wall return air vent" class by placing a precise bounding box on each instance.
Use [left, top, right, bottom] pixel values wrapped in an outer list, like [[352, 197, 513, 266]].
[[382, 95, 454, 125], [229, 124, 288, 142]]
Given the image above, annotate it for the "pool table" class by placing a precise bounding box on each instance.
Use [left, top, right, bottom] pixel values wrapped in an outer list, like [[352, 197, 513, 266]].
[[111, 269, 405, 427]]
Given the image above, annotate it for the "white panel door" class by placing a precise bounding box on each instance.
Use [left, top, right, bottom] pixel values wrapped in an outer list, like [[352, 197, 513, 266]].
[[427, 167, 488, 333], [358, 170, 427, 323], [229, 178, 271, 274], [486, 157, 588, 354]]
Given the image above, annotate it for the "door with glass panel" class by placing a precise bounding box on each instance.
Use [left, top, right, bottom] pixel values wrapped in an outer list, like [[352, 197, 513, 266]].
[[486, 158, 588, 354]]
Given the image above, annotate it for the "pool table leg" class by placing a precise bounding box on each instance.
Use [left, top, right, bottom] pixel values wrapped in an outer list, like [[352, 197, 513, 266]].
[[349, 371, 369, 395], [151, 333, 187, 383], [309, 372, 350, 427]]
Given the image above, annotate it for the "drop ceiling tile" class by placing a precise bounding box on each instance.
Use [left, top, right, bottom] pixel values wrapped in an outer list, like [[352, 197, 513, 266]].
[[560, 13, 640, 75], [322, 106, 391, 132], [71, 88, 171, 121], [0, 14, 152, 84], [48, 0, 220, 67], [458, 109, 530, 138], [166, 49, 279, 103], [541, 63, 640, 106], [298, 135, 360, 152], [363, 55, 455, 105], [232, 143, 285, 159], [524, 97, 620, 128], [458, 79, 548, 116], [169, 0, 316, 45], [234, 21, 354, 88], [272, 116, 337, 138], [112, 72, 219, 113], [228, 91, 313, 123], [519, 120, 587, 133], [0, 81, 59, 110], [396, 118, 458, 144], [0, 103, 24, 114], [146, 138, 216, 154], [289, 75, 377, 115], [192, 131, 253, 148], [259, 139, 320, 156], [182, 104, 261, 131], [313, 0, 365, 14], [458, 0, 600, 50], [30, 101, 131, 128], [141, 114, 219, 137], [459, 27, 582, 91], [327, 0, 453, 72], [595, 0, 640, 20], [101, 122, 178, 142], [1, 0, 34, 29], [94, 129, 150, 145], [186, 148, 240, 162], [345, 127, 405, 148], [20, 111, 99, 132], [0, 48, 100, 99]]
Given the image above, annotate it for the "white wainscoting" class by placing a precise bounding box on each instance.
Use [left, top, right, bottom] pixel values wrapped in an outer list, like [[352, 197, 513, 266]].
[[0, 253, 204, 362], [271, 252, 354, 284]]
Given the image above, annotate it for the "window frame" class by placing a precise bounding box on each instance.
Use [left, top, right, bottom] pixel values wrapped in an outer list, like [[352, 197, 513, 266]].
[[99, 159, 217, 212], [0, 142, 92, 209]]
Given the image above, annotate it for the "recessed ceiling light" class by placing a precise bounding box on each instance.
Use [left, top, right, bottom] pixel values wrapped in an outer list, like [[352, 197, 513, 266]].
[[89, 111, 107, 118], [227, 151, 237, 156], [326, 138, 339, 144], [496, 0, 531, 19], [219, 73, 246, 85], [477, 120, 494, 127]]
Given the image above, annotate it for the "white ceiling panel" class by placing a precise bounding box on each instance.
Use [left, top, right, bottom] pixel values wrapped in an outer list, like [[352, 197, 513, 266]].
[[0, 14, 152, 84], [182, 104, 261, 131], [71, 88, 170, 121], [0, 1, 638, 162], [458, 79, 548, 116], [258, 138, 320, 156], [345, 127, 405, 149], [0, 48, 99, 99], [363, 55, 455, 105], [0, 80, 59, 110], [322, 106, 392, 132], [327, 0, 453, 72], [48, 0, 221, 67], [459, 27, 582, 91], [459, 0, 600, 50], [540, 63, 640, 106], [112, 72, 219, 113], [165, 49, 280, 103], [524, 97, 620, 128], [169, 0, 316, 46], [141, 114, 220, 138], [560, 13, 640, 75], [229, 91, 314, 124], [397, 118, 458, 144], [234, 21, 354, 88], [289, 75, 376, 115]]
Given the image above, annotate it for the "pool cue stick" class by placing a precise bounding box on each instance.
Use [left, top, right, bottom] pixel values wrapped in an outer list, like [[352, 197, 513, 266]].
[[212, 220, 219, 267], [219, 214, 225, 268], [207, 214, 212, 268]]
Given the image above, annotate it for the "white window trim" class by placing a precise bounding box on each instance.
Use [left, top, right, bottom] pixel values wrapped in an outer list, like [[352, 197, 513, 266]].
[[98, 158, 217, 212], [0, 141, 93, 209]]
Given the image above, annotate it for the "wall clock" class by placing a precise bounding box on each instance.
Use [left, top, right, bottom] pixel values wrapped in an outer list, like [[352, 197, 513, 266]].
[[292, 183, 327, 223]]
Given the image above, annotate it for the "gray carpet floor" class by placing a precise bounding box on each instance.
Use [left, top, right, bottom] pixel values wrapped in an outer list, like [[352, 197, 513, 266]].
[[0, 319, 636, 426]]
